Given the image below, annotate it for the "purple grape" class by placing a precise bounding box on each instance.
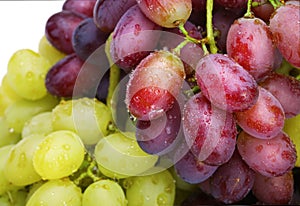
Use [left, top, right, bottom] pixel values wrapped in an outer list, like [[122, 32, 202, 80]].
[[72, 18, 109, 61], [237, 131, 297, 177], [62, 0, 97, 17], [260, 72, 300, 118], [199, 150, 255, 204], [195, 53, 259, 112], [183, 92, 237, 166], [174, 147, 218, 184], [136, 100, 181, 155], [93, 0, 137, 33], [110, 5, 162, 72], [45, 11, 85, 54], [215, 0, 248, 9], [235, 86, 285, 139], [252, 0, 275, 23], [252, 171, 294, 205]]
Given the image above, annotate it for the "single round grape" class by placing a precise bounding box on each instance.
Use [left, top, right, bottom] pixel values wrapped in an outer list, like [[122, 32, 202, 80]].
[[252, 171, 294, 204], [4, 134, 45, 186], [93, 0, 137, 33], [6, 49, 52, 100], [38, 35, 66, 66], [269, 1, 300, 68], [235, 86, 285, 139], [33, 130, 85, 180], [252, 0, 274, 22], [195, 53, 258, 112], [62, 0, 96, 17], [227, 17, 275, 81], [0, 145, 21, 195], [123, 169, 176, 206], [283, 114, 300, 167], [22, 112, 53, 138], [137, 0, 192, 28], [4, 94, 59, 134], [0, 117, 20, 147], [94, 132, 158, 178], [45, 10, 85, 54], [26, 178, 82, 206], [237, 131, 296, 177], [125, 50, 185, 120], [52, 98, 112, 145], [82, 179, 127, 206], [0, 189, 27, 206]]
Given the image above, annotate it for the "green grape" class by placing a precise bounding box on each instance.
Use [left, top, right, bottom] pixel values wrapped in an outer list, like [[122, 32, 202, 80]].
[[94, 132, 158, 179], [0, 117, 20, 147], [26, 181, 45, 203], [0, 145, 21, 195], [283, 114, 300, 167], [4, 134, 45, 186], [123, 169, 176, 206], [82, 179, 127, 206], [6, 49, 52, 100], [38, 35, 66, 66], [0, 189, 27, 206], [33, 130, 85, 180], [26, 178, 82, 206], [22, 112, 53, 138], [52, 98, 112, 145], [4, 94, 59, 134]]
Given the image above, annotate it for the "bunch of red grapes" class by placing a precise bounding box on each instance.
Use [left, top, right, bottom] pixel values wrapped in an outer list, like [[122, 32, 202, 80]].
[[41, 0, 300, 205]]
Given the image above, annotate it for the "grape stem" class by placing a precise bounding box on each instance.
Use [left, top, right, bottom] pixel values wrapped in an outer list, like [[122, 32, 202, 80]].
[[268, 0, 284, 9], [206, 0, 218, 54], [244, 0, 254, 18]]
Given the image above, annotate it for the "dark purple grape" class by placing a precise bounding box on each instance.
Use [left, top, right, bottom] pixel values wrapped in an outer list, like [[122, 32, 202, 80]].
[[252, 0, 275, 23], [136, 99, 181, 155], [195, 53, 259, 112], [72, 18, 109, 61], [181, 190, 223, 206], [183, 92, 237, 166], [237, 131, 297, 177], [215, 0, 248, 9], [110, 5, 162, 72], [93, 0, 137, 33], [45, 11, 85, 54], [199, 150, 255, 204], [62, 0, 97, 17], [252, 171, 294, 205], [260, 72, 300, 118], [174, 148, 218, 184], [96, 69, 110, 104]]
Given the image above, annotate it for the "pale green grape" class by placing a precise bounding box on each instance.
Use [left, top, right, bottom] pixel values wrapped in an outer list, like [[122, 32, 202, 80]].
[[94, 132, 158, 179], [0, 117, 20, 147], [123, 169, 176, 206], [33, 130, 85, 180], [22, 112, 53, 138], [82, 179, 127, 206], [26, 178, 82, 206], [6, 49, 51, 100], [283, 114, 300, 167], [4, 134, 45, 186], [0, 189, 27, 206], [52, 98, 112, 145], [38, 35, 66, 66], [4, 94, 59, 134], [26, 181, 45, 203], [0, 145, 21, 195]]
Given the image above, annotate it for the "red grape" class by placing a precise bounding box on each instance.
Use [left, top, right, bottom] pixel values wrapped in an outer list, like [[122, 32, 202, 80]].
[[45, 11, 85, 54], [195, 53, 259, 112], [252, 0, 275, 23], [237, 131, 297, 177], [252, 171, 294, 204], [62, 0, 97, 17], [269, 1, 300, 68], [183, 92, 237, 166], [110, 5, 162, 72], [125, 50, 185, 120], [227, 17, 275, 81], [137, 0, 192, 28], [235, 86, 285, 139]]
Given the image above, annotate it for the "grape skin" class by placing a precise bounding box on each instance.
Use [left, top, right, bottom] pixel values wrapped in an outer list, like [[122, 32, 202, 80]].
[[237, 131, 296, 177], [62, 0, 97, 17]]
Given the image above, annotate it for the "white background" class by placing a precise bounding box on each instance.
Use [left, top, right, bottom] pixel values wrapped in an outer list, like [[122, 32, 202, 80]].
[[0, 1, 65, 83]]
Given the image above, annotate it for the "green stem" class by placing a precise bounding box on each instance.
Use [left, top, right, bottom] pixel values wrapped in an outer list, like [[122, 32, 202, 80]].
[[244, 0, 254, 18], [178, 23, 201, 44], [268, 0, 284, 9], [105, 33, 120, 110], [206, 0, 218, 54], [173, 39, 190, 56]]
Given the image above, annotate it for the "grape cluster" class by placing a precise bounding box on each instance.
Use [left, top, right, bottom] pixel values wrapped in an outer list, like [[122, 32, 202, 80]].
[[0, 0, 300, 205]]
